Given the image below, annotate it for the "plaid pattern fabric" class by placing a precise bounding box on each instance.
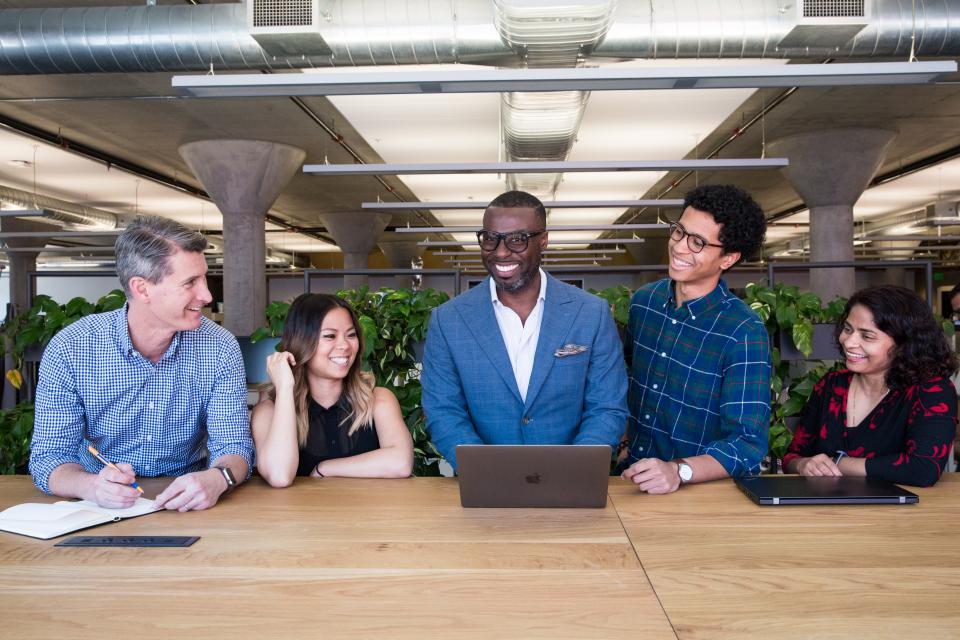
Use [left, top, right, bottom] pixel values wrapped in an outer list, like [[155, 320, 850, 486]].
[[624, 278, 771, 477], [30, 306, 253, 493]]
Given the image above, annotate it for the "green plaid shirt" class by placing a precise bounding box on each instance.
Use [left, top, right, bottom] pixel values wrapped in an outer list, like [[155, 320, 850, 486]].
[[624, 278, 771, 477]]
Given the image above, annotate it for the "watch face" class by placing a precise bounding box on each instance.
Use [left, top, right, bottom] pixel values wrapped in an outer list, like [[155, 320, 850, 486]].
[[678, 463, 693, 482]]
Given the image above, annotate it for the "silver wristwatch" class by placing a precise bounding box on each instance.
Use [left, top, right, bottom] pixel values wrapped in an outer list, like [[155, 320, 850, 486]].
[[676, 459, 693, 484], [213, 464, 236, 493]]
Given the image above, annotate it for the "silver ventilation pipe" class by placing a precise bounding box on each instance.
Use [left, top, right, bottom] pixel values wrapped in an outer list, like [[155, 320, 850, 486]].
[[0, 2, 514, 75], [1, 0, 958, 76], [595, 0, 960, 59], [0, 185, 118, 228], [496, 0, 615, 198]]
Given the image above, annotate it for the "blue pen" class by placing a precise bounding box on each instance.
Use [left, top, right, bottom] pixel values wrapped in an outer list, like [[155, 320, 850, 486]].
[[834, 450, 847, 465], [87, 445, 144, 494]]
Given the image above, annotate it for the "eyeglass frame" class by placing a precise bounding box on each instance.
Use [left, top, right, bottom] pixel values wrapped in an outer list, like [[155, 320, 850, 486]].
[[476, 229, 546, 253], [668, 220, 725, 254]]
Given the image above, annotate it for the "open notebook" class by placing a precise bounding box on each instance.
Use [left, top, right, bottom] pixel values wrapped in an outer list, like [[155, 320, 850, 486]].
[[0, 498, 160, 540]]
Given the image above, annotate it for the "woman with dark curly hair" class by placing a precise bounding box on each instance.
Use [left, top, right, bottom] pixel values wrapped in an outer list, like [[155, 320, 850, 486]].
[[783, 285, 958, 486]]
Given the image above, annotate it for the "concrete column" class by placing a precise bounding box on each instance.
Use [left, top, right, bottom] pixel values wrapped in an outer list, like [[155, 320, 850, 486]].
[[179, 140, 305, 336], [319, 212, 391, 290], [0, 217, 60, 314], [378, 237, 425, 289], [768, 128, 896, 303]]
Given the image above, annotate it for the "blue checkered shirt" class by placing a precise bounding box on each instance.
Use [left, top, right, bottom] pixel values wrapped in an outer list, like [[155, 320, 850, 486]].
[[29, 305, 253, 493], [624, 278, 771, 477]]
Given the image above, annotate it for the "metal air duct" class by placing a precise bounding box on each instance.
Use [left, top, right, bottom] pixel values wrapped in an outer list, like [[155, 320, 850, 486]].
[[0, 185, 117, 229]]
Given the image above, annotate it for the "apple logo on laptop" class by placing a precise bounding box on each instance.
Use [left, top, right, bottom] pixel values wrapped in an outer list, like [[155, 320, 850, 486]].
[[525, 472, 541, 484]]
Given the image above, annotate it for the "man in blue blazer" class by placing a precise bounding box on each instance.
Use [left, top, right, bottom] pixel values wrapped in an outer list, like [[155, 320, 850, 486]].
[[422, 190, 629, 471]]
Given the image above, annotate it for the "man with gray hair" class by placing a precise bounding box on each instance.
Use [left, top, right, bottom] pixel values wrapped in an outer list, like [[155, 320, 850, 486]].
[[30, 216, 253, 511]]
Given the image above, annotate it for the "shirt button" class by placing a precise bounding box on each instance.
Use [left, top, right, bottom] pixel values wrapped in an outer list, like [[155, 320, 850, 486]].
[[671, 319, 677, 325], [652, 384, 659, 390], [145, 465, 152, 471], [644, 414, 650, 420], [521, 416, 530, 425], [149, 402, 154, 410], [691, 315, 697, 320], [146, 435, 152, 442], [660, 352, 666, 357]]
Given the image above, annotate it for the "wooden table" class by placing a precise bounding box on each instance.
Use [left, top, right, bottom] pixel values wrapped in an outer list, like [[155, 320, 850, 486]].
[[0, 475, 957, 639]]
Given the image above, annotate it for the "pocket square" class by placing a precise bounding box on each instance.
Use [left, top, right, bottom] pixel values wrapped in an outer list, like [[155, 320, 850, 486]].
[[554, 343, 588, 358]]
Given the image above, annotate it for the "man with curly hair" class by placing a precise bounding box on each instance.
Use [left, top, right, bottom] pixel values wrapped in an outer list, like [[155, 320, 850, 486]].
[[621, 184, 771, 494]]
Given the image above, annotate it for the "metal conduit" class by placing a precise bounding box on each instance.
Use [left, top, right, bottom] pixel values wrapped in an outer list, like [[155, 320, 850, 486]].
[[0, 185, 117, 228], [0, 1, 959, 76]]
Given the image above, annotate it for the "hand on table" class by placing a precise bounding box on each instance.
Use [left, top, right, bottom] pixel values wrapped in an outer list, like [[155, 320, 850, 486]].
[[621, 458, 680, 494], [795, 454, 843, 477], [91, 463, 140, 509], [154, 469, 227, 512]]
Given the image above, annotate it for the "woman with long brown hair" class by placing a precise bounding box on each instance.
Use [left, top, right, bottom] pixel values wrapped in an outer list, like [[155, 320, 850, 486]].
[[251, 294, 413, 487]]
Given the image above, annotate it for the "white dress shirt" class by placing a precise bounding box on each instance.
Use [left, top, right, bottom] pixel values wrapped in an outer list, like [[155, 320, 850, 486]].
[[489, 269, 548, 402]]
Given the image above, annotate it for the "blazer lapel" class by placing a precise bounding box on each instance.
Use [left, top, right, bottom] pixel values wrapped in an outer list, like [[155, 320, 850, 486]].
[[456, 277, 523, 403], [524, 274, 579, 410]]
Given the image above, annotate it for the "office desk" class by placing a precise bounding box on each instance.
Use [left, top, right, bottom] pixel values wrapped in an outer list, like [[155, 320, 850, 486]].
[[0, 476, 957, 639]]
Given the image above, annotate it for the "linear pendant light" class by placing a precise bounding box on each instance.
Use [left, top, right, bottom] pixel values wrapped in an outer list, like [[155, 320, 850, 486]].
[[305, 158, 787, 176], [362, 199, 684, 210], [397, 224, 667, 233], [172, 61, 958, 98], [421, 238, 645, 246]]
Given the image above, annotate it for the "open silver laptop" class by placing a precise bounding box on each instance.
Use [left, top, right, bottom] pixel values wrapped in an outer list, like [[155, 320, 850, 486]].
[[456, 444, 612, 508]]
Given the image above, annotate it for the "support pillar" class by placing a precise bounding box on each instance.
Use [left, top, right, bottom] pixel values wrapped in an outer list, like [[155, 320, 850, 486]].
[[179, 140, 305, 336], [768, 129, 896, 303], [378, 238, 425, 289], [319, 212, 391, 291], [0, 217, 60, 314]]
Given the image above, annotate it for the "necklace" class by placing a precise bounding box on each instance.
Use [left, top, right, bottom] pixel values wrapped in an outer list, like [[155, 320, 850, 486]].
[[848, 374, 889, 428]]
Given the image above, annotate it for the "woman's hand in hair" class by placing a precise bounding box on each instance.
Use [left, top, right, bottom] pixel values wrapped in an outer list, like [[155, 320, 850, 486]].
[[266, 351, 297, 392]]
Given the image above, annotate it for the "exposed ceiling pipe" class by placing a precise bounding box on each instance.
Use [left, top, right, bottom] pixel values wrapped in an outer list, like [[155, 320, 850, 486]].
[[0, 184, 117, 228], [496, 0, 614, 197], [1, 1, 959, 76]]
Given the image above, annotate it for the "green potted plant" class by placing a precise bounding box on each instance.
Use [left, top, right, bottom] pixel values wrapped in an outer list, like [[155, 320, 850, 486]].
[[243, 300, 291, 384], [744, 283, 847, 463]]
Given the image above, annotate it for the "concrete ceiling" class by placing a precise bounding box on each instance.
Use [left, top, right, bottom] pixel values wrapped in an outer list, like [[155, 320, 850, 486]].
[[2, 0, 960, 268]]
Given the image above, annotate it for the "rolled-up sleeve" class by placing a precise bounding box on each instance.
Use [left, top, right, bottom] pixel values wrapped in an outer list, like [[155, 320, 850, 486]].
[[29, 335, 84, 494], [704, 320, 772, 477], [203, 337, 254, 476]]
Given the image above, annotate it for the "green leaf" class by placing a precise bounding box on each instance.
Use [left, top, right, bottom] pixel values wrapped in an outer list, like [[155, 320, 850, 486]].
[[791, 319, 814, 357]]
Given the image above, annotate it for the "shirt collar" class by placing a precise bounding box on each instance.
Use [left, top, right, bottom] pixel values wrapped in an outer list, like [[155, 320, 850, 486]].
[[489, 268, 548, 307], [666, 278, 731, 318], [115, 302, 182, 361]]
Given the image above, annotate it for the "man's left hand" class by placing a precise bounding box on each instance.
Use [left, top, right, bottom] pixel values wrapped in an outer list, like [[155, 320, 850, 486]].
[[154, 469, 227, 512], [621, 458, 680, 494]]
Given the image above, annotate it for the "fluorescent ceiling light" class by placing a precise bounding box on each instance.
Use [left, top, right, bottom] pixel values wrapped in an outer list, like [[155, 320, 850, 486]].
[[363, 199, 684, 210], [305, 158, 787, 176], [173, 61, 957, 98], [436, 249, 626, 256], [397, 224, 667, 233], [421, 238, 644, 246]]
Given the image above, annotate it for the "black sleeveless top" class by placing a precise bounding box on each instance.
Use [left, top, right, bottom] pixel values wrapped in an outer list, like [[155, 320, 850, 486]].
[[296, 396, 380, 476]]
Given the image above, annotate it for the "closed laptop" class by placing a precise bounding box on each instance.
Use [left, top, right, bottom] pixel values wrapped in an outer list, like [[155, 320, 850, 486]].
[[456, 444, 611, 508], [735, 475, 919, 505]]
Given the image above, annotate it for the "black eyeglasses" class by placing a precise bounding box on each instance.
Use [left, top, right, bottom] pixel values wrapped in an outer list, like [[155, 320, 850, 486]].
[[476, 229, 545, 253], [668, 221, 724, 254]]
